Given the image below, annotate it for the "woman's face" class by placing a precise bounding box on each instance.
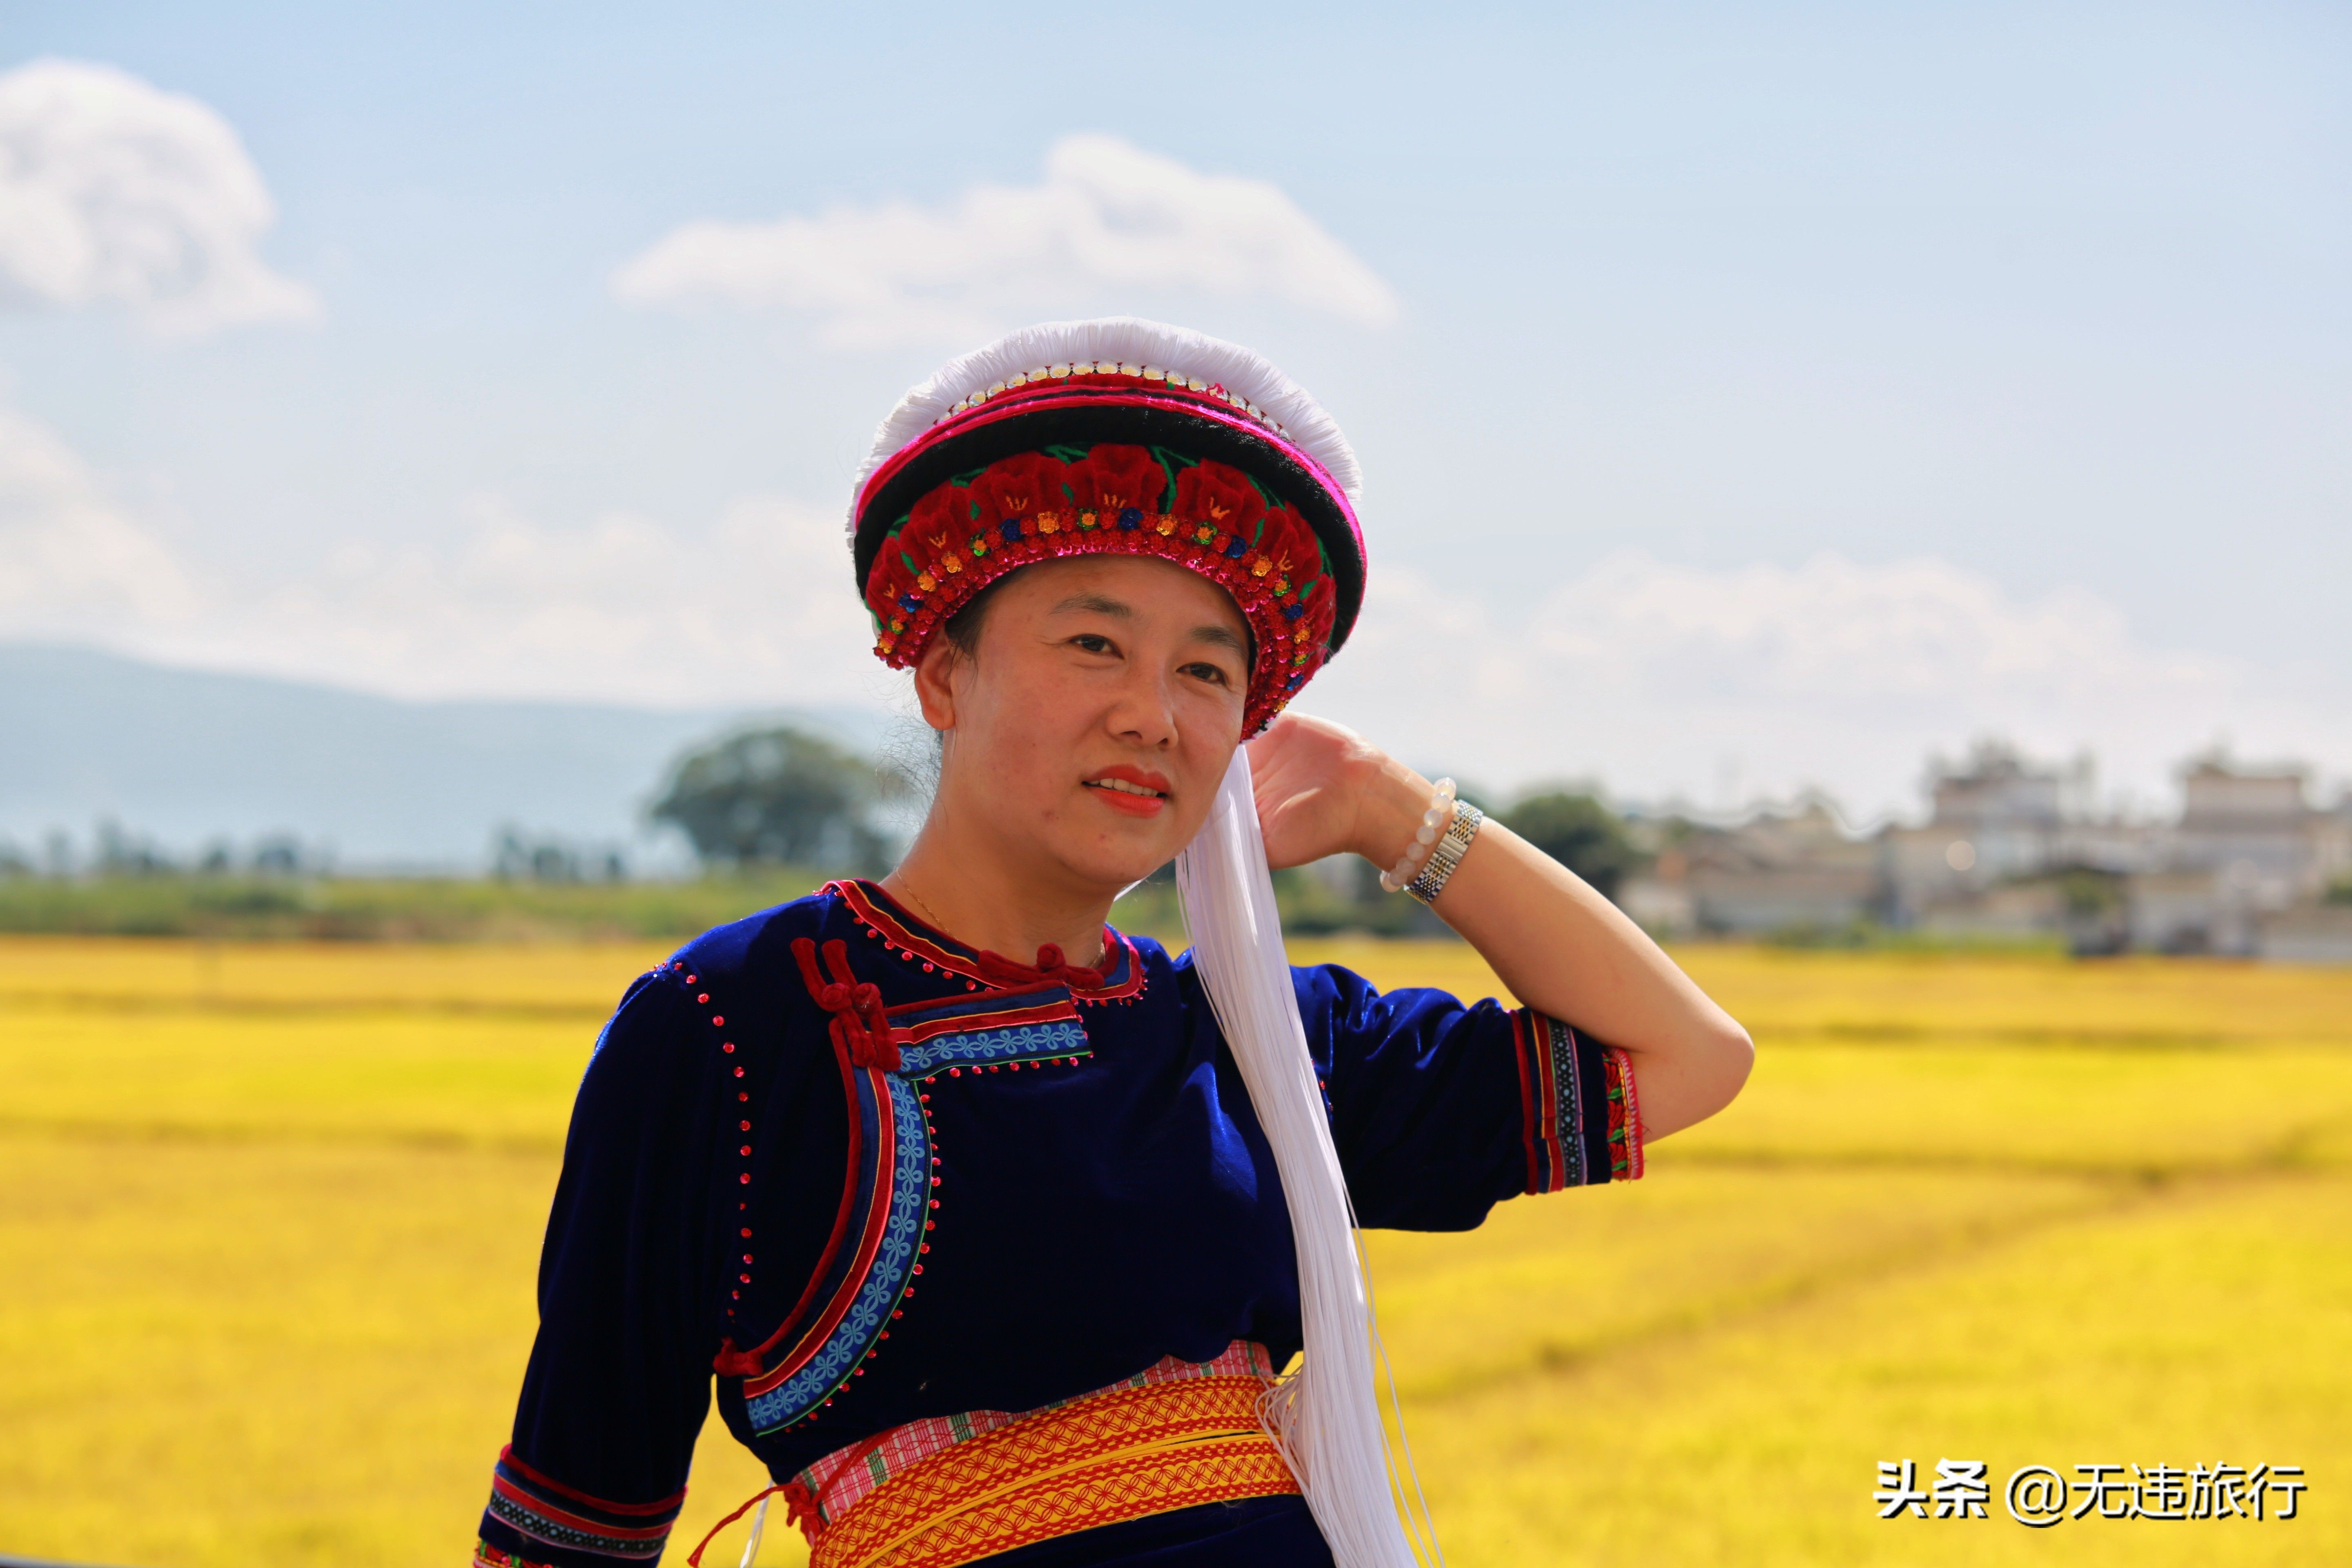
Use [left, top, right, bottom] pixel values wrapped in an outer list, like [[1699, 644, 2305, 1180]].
[[916, 553, 1252, 894]]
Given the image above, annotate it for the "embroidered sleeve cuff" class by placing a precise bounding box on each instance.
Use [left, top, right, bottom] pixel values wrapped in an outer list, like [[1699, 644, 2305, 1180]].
[[478, 1446, 684, 1564], [1510, 1009, 1644, 1191]]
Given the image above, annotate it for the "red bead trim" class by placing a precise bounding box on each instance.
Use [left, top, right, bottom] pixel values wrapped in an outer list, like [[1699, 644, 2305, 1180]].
[[667, 961, 762, 1323]]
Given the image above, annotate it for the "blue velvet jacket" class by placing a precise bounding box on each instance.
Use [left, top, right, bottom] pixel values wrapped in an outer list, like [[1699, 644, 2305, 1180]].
[[476, 880, 1640, 1566]]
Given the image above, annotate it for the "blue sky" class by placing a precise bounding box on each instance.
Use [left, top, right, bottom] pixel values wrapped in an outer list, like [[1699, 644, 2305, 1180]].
[[1, 2, 2345, 818]]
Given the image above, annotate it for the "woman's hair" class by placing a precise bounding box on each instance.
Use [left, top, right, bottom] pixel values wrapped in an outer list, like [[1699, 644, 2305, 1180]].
[[939, 571, 1016, 664]]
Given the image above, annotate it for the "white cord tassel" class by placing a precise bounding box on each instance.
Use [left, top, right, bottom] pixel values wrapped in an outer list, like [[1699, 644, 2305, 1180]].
[[1176, 746, 1430, 1568], [737, 1491, 769, 1567]]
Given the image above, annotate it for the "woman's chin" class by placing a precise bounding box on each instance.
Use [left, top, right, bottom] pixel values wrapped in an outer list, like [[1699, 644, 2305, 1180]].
[[1051, 837, 1176, 899]]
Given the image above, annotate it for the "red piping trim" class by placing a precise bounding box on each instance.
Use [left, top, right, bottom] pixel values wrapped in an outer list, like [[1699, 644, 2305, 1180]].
[[489, 1475, 676, 1541], [495, 1445, 684, 1515], [1510, 1011, 1541, 1194], [882, 982, 1068, 1017], [893, 998, 1081, 1044]]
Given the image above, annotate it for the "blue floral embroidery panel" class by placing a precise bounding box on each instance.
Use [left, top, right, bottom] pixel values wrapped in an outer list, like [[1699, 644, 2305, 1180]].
[[746, 1072, 930, 1433], [898, 1018, 1090, 1077]]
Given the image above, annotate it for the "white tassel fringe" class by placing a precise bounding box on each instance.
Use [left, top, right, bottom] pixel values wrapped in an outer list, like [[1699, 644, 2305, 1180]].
[[1176, 746, 1431, 1568], [852, 317, 1363, 532]]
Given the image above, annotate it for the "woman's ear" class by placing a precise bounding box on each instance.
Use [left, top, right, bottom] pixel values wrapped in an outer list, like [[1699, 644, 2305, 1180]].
[[912, 639, 960, 732]]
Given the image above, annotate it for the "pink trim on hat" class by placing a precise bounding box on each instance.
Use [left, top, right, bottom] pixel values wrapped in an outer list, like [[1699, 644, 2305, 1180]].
[[854, 380, 1362, 563]]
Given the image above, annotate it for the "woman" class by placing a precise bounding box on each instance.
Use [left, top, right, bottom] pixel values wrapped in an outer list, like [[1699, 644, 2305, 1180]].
[[474, 321, 1752, 1568]]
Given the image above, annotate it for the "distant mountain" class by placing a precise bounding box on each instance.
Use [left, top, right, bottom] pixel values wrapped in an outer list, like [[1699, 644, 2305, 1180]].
[[0, 644, 891, 870]]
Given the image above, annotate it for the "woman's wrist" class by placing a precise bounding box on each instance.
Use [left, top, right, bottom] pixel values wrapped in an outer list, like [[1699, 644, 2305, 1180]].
[[1379, 778, 1460, 894], [1351, 757, 1438, 869]]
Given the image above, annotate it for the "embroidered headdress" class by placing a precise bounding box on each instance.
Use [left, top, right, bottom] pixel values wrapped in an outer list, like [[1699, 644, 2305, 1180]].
[[850, 318, 1366, 733]]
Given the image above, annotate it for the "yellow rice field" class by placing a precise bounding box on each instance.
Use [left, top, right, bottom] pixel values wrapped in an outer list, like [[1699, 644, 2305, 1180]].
[[2, 935, 2348, 1566]]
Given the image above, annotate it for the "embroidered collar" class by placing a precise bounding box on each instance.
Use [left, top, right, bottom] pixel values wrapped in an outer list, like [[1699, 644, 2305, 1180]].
[[829, 880, 1145, 1003]]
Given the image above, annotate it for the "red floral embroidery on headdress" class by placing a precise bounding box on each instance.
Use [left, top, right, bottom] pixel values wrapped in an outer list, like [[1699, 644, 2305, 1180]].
[[966, 452, 1067, 528], [1064, 445, 1167, 514], [1172, 461, 1268, 542], [906, 483, 972, 543]]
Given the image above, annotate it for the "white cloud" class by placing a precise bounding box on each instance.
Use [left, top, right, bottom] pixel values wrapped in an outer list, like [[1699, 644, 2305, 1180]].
[[612, 133, 1399, 347], [0, 58, 316, 334], [2, 382, 2337, 815], [1307, 552, 2348, 819], [0, 401, 202, 628], [0, 397, 884, 708], [183, 493, 889, 711]]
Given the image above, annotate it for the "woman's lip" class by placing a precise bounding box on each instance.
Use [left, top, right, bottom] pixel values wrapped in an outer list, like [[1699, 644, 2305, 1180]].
[[1083, 780, 1168, 817], [1090, 765, 1172, 793]]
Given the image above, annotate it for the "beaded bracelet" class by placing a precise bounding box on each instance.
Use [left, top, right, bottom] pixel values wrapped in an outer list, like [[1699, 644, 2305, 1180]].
[[1405, 800, 1484, 906], [1379, 778, 1459, 894]]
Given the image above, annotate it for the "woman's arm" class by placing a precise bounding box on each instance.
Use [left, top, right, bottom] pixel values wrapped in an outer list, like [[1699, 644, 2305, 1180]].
[[1250, 713, 1753, 1142]]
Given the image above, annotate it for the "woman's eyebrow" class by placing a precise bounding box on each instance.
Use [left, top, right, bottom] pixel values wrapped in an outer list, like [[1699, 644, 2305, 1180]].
[[1190, 624, 1250, 655], [1050, 592, 1131, 619]]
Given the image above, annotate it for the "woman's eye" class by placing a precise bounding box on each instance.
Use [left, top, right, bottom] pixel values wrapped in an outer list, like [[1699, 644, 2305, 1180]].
[[1182, 662, 1233, 687], [1070, 634, 1114, 655]]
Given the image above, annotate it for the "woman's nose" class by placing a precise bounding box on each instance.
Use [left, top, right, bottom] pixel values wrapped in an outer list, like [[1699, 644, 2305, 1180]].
[[1105, 663, 1179, 749]]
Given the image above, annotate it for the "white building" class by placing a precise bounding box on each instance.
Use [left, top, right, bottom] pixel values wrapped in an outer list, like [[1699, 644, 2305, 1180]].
[[1624, 742, 2350, 959]]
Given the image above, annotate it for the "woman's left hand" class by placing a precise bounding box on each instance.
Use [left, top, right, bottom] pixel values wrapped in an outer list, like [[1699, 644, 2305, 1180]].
[[1245, 712, 1427, 872], [1248, 712, 1753, 1142]]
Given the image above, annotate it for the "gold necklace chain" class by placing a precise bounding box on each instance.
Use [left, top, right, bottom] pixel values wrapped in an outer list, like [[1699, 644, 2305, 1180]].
[[892, 874, 952, 937]]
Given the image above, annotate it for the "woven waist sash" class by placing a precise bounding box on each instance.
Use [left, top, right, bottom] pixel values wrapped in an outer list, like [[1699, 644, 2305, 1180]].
[[799, 1349, 1300, 1568]]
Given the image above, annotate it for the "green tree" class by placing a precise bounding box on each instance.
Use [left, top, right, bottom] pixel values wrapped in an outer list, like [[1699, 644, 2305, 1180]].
[[1501, 790, 1646, 900], [649, 726, 897, 873]]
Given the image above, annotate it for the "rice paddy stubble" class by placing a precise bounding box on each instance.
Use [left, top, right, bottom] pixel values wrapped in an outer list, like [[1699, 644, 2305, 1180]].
[[0, 937, 2343, 1565]]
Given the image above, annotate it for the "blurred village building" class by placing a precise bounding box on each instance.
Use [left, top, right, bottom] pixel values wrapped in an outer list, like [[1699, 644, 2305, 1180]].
[[1619, 742, 2352, 960]]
